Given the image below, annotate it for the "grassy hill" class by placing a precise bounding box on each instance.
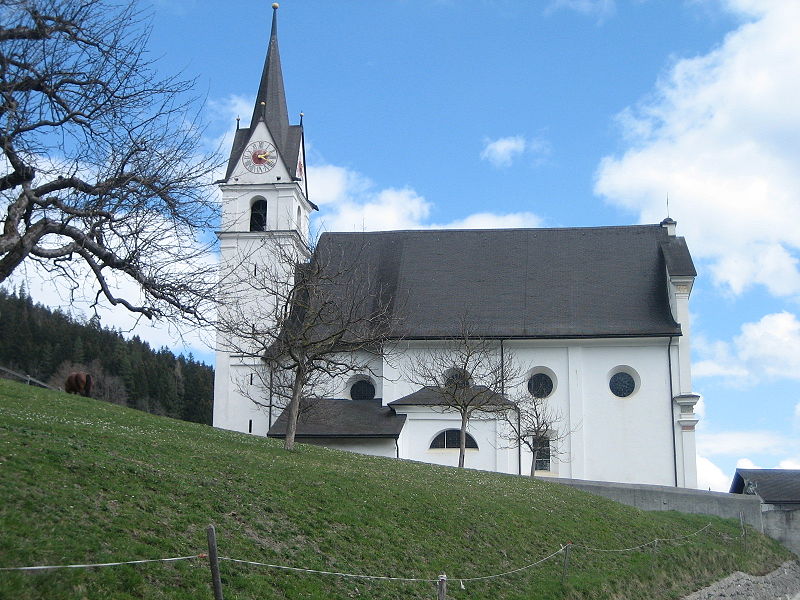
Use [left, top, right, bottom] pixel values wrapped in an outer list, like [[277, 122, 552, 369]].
[[0, 379, 790, 600]]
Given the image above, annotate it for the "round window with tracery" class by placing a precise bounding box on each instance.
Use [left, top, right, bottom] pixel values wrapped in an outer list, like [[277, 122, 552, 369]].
[[527, 373, 554, 398], [609, 372, 636, 397], [351, 379, 376, 401]]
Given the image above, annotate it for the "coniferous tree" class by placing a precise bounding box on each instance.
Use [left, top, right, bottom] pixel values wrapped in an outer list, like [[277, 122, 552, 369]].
[[0, 288, 213, 423]]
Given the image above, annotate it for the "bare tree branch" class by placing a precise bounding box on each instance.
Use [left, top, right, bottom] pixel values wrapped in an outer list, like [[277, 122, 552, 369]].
[[499, 385, 578, 477], [0, 0, 221, 323], [215, 236, 400, 450], [403, 316, 518, 468]]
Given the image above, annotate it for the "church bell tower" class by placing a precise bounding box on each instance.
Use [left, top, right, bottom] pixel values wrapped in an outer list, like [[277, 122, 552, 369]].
[[214, 3, 317, 435]]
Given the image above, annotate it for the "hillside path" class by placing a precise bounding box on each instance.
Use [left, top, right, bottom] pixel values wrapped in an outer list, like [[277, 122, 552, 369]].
[[682, 560, 800, 600]]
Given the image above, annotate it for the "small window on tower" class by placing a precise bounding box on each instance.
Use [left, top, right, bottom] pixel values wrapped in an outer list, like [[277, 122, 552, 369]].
[[250, 199, 268, 231]]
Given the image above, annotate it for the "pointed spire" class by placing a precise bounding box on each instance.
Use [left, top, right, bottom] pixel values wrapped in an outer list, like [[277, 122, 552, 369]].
[[249, 2, 290, 151]]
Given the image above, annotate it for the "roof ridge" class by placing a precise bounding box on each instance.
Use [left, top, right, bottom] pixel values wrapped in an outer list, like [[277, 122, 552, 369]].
[[319, 224, 665, 237]]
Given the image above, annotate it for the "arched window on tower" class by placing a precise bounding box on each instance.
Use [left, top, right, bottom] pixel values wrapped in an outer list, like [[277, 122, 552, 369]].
[[250, 199, 268, 232], [296, 206, 302, 230]]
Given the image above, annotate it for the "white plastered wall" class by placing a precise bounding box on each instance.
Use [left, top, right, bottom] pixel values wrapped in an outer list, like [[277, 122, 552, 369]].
[[381, 338, 683, 485]]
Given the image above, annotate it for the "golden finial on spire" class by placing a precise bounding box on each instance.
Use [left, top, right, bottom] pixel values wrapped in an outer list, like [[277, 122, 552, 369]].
[[272, 3, 279, 8]]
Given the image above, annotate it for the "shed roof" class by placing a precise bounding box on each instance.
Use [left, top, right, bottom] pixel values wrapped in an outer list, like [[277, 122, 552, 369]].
[[388, 385, 513, 408], [730, 469, 800, 504], [267, 399, 406, 438]]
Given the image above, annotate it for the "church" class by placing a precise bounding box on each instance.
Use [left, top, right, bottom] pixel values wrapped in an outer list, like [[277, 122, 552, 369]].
[[213, 5, 701, 488]]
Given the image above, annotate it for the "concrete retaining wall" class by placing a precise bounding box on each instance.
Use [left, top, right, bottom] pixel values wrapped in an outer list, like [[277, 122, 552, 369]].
[[552, 478, 764, 531], [762, 505, 800, 557]]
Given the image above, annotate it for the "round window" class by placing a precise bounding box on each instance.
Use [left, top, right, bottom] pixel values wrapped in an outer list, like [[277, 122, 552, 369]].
[[609, 372, 636, 397], [350, 379, 376, 401], [444, 368, 470, 388], [527, 373, 554, 398]]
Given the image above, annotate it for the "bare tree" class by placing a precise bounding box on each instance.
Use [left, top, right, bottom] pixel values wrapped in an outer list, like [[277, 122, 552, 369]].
[[403, 320, 517, 468], [215, 237, 398, 451], [500, 380, 574, 477], [0, 0, 220, 322]]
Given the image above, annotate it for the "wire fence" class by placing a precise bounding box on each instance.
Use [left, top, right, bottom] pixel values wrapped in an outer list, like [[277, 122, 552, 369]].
[[1, 518, 751, 599], [0, 364, 57, 390]]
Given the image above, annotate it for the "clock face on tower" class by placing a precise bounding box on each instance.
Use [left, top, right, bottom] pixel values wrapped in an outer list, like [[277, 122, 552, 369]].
[[242, 141, 278, 173]]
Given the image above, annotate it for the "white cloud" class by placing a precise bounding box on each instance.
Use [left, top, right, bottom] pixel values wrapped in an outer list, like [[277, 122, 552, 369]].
[[692, 334, 749, 380], [694, 312, 800, 382], [595, 2, 800, 298], [480, 136, 527, 168], [479, 136, 550, 169], [440, 212, 543, 230], [309, 163, 544, 233], [696, 455, 731, 491], [696, 430, 786, 457], [545, 0, 616, 21], [736, 312, 800, 379], [776, 458, 800, 469], [735, 457, 762, 469]]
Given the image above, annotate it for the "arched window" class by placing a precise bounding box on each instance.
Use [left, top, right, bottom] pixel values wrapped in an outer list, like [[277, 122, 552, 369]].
[[430, 429, 478, 449], [250, 199, 268, 232], [350, 379, 376, 401], [296, 206, 302, 229]]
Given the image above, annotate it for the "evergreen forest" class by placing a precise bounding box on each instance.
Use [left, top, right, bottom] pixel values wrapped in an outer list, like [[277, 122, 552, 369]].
[[0, 287, 213, 425]]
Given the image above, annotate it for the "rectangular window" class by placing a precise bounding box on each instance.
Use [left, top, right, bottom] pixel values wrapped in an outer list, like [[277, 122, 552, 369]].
[[533, 436, 551, 471], [248, 419, 253, 434]]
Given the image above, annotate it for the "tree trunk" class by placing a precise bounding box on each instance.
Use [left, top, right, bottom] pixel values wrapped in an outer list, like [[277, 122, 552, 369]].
[[530, 449, 538, 478], [458, 413, 468, 468], [283, 367, 305, 451]]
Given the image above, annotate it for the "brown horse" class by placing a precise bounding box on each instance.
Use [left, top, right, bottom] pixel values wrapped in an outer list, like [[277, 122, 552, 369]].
[[65, 372, 92, 397]]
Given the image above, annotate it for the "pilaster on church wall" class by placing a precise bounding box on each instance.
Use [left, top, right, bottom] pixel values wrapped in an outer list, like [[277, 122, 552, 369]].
[[667, 274, 699, 488], [670, 277, 694, 395]]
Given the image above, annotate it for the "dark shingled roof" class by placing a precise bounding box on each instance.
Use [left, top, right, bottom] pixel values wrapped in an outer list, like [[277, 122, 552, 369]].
[[730, 469, 800, 504], [313, 224, 694, 339], [388, 385, 513, 408], [267, 399, 406, 438]]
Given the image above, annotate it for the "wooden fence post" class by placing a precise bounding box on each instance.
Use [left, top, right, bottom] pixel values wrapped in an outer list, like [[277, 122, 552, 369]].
[[207, 525, 224, 600], [437, 573, 447, 600], [739, 512, 747, 553]]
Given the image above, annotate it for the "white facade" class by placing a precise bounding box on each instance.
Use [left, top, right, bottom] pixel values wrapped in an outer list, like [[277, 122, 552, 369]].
[[278, 331, 698, 486], [216, 328, 699, 487]]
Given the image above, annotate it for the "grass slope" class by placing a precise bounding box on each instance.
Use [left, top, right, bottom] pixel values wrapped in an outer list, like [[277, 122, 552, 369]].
[[0, 379, 789, 600]]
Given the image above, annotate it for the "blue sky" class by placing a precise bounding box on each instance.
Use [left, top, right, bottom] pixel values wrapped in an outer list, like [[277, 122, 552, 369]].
[[15, 0, 800, 489]]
